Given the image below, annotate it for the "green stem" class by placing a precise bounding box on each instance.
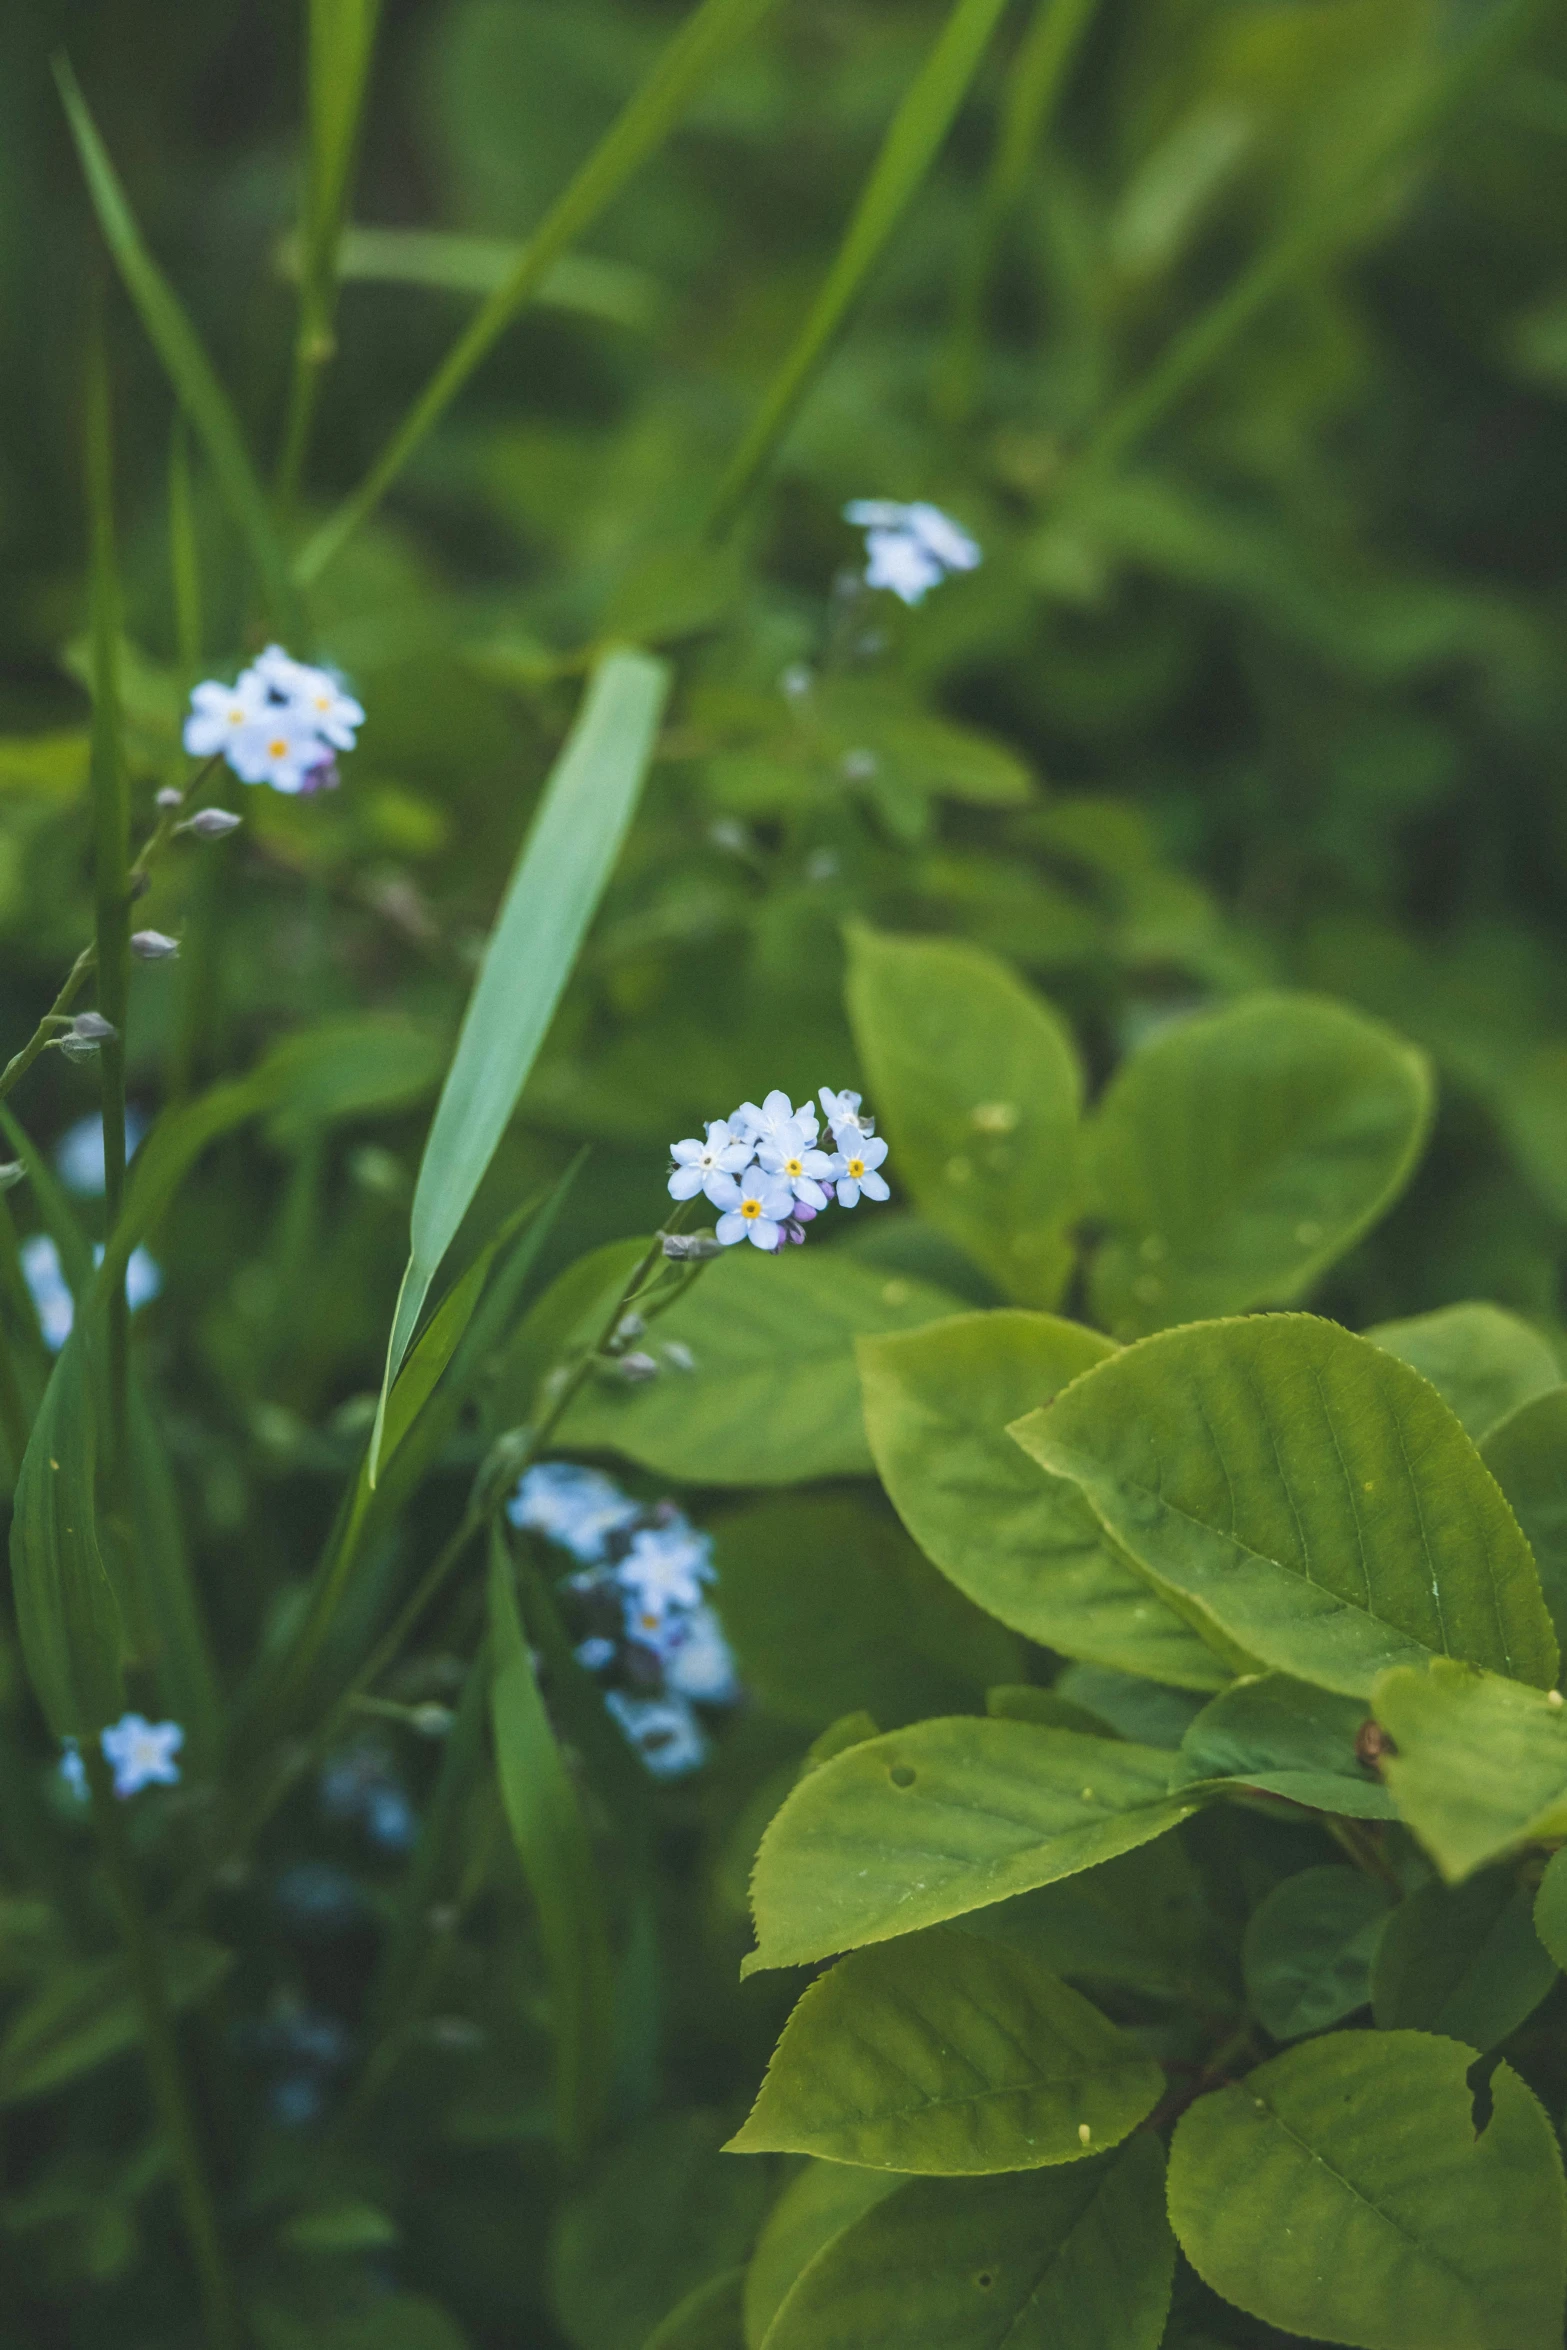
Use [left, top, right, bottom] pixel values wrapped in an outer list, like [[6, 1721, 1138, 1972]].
[[86, 1747, 243, 2350]]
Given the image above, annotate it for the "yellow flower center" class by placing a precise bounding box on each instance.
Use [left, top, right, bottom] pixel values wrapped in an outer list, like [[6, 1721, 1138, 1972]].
[[740, 1197, 761, 1219], [228, 708, 244, 724], [268, 738, 288, 758], [314, 692, 331, 710], [784, 1156, 802, 1177], [847, 1157, 865, 1180]]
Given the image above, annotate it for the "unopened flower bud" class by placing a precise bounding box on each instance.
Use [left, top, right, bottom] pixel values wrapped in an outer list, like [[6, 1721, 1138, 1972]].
[[183, 807, 242, 839], [410, 1703, 454, 1739], [661, 1340, 697, 1373], [661, 1232, 723, 1261], [613, 1310, 646, 1344], [131, 930, 179, 961], [617, 1351, 659, 1384], [71, 1012, 116, 1041], [0, 1162, 24, 1192], [155, 787, 184, 811]]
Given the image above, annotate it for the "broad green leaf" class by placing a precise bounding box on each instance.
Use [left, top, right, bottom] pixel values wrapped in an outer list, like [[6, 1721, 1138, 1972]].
[[730, 1926, 1160, 2172], [645, 2270, 745, 2350], [488, 1531, 613, 2160], [561, 1251, 959, 1484], [1168, 2031, 1567, 2350], [1482, 1387, 1567, 1652], [965, 1835, 1208, 2003], [374, 646, 669, 1476], [1013, 1315, 1558, 1700], [713, 1496, 1019, 1732], [550, 2110, 771, 2350], [259, 1014, 445, 1144], [1053, 1665, 1209, 1746], [745, 1717, 1200, 1973], [1372, 1872, 1557, 2052], [10, 1331, 123, 1737], [742, 2167, 902, 2350], [488, 1236, 648, 1432], [0, 1937, 231, 2104], [1086, 994, 1431, 1339], [859, 1312, 1230, 1690], [708, 0, 1013, 531], [759, 2138, 1174, 2350], [301, 0, 780, 581], [1369, 1302, 1560, 1443], [1241, 1867, 1390, 2040], [845, 931, 1083, 1307], [54, 62, 303, 635], [1373, 1659, 1567, 1880], [1180, 1673, 1397, 1819], [1534, 1846, 1567, 1969]]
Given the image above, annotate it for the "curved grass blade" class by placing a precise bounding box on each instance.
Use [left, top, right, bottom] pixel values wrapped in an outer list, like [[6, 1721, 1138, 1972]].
[[295, 0, 778, 585], [707, 0, 1015, 537], [293, 227, 660, 329], [368, 645, 669, 1480], [11, 1330, 124, 1740], [54, 57, 304, 637], [276, 0, 384, 505], [488, 1528, 614, 2161]]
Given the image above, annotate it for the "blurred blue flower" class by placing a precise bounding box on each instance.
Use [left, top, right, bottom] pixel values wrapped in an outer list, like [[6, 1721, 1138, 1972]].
[[508, 1460, 641, 1563], [604, 1691, 708, 1779], [275, 1863, 365, 1934], [21, 1235, 162, 1354]]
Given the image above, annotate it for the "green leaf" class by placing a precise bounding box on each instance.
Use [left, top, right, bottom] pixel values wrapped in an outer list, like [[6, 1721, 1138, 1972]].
[[280, 2201, 400, 2253], [644, 2270, 745, 2350], [965, 1834, 1208, 2003], [1167, 2031, 1567, 2350], [759, 2138, 1174, 2350], [301, 0, 779, 581], [1534, 1846, 1567, 1969], [0, 1937, 231, 2104], [550, 2110, 772, 2350], [845, 931, 1084, 1308], [1086, 994, 1431, 1340], [742, 2166, 902, 2350], [1180, 1673, 1397, 1819], [1372, 1871, 1557, 2052], [1241, 1867, 1390, 2040], [374, 645, 669, 1477], [708, 0, 1013, 531], [560, 1250, 960, 1484], [54, 60, 303, 635], [259, 1014, 445, 1145], [713, 1495, 1019, 1733], [745, 1716, 1200, 1974], [488, 1530, 614, 2161], [125, 1378, 221, 1765], [730, 1926, 1160, 2172], [1013, 1314, 1558, 1700], [1368, 1302, 1560, 1443], [860, 1311, 1231, 1689], [10, 1331, 123, 1738], [1482, 1387, 1567, 1653], [1373, 1659, 1567, 1880], [251, 2297, 470, 2350]]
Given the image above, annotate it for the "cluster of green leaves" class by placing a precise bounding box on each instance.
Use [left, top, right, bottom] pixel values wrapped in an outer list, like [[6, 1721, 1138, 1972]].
[[0, 0, 1562, 2343]]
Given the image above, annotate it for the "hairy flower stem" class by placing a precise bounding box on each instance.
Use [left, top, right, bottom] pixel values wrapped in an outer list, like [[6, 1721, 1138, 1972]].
[[86, 1746, 244, 2350], [0, 750, 226, 1111]]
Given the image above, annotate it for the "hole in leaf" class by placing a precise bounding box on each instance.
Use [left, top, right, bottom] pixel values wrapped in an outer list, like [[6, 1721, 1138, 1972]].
[[889, 1764, 916, 1789], [974, 2272, 994, 2291]]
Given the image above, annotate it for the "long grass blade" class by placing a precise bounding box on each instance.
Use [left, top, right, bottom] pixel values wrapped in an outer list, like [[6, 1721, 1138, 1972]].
[[706, 0, 1015, 536], [54, 57, 305, 639], [283, 226, 660, 330], [934, 0, 1099, 424], [368, 646, 669, 1479], [1067, 0, 1548, 489], [294, 0, 778, 586], [489, 1528, 615, 2162], [276, 0, 384, 507]]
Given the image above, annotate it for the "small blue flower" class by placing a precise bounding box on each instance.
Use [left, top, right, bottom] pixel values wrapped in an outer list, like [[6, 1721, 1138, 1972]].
[[604, 1691, 708, 1779], [844, 500, 982, 606], [661, 1603, 741, 1705], [54, 1107, 150, 1197], [617, 1521, 715, 1630], [58, 1739, 87, 1799], [20, 1235, 162, 1354], [667, 1119, 754, 1205], [508, 1461, 642, 1563], [99, 1713, 183, 1798]]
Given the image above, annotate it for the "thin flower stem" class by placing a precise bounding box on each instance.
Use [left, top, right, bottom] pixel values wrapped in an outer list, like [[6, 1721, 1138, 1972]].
[[0, 750, 226, 1113], [86, 1747, 244, 2350]]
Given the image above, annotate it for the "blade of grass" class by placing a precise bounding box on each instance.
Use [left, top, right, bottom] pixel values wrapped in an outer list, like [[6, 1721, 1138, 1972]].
[[168, 417, 201, 689], [54, 55, 305, 640], [489, 1527, 615, 2163], [276, 0, 384, 509], [1065, 0, 1549, 489], [284, 226, 660, 329], [294, 0, 778, 586], [706, 0, 1016, 537], [84, 319, 131, 1478], [934, 0, 1099, 425], [368, 646, 669, 1481]]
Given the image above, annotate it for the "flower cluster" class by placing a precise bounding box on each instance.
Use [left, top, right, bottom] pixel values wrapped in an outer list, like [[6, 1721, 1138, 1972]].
[[184, 643, 363, 795], [668, 1087, 889, 1250], [60, 1712, 183, 1801], [22, 1233, 162, 1354], [844, 500, 982, 605], [508, 1462, 739, 1779]]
